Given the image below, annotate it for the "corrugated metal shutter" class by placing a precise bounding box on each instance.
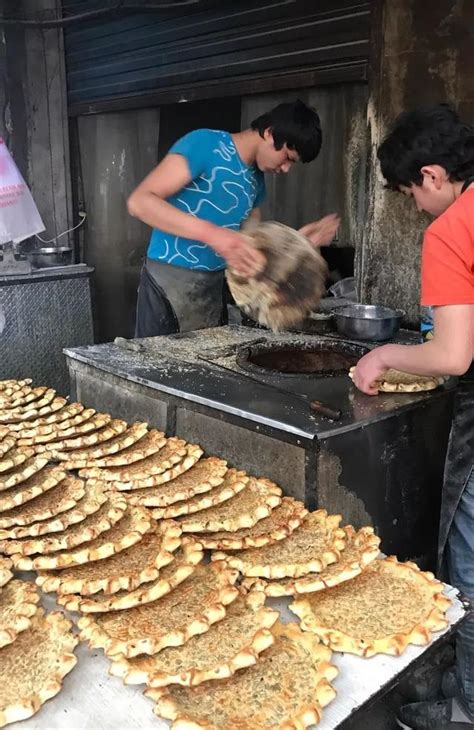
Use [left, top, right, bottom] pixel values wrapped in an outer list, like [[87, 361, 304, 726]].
[[64, 0, 370, 114]]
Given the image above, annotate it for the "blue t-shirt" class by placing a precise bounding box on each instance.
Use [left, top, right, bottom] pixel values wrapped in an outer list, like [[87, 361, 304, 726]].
[[147, 129, 266, 271]]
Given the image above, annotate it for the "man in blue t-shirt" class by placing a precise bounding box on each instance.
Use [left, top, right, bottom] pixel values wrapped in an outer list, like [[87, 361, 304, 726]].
[[128, 99, 339, 337]]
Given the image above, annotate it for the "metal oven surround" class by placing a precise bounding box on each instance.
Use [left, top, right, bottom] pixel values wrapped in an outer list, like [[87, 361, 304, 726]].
[[65, 325, 455, 570]]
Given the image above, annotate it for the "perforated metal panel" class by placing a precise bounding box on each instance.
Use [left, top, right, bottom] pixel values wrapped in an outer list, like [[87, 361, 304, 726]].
[[0, 273, 93, 395]]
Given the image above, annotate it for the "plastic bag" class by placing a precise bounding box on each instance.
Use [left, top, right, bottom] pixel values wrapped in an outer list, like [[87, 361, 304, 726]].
[[0, 138, 45, 244]]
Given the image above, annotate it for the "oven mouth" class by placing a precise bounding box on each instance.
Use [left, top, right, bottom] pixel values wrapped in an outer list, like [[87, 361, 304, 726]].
[[236, 339, 369, 377]]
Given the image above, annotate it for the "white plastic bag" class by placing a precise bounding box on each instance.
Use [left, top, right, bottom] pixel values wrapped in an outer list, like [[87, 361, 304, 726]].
[[0, 138, 45, 244]]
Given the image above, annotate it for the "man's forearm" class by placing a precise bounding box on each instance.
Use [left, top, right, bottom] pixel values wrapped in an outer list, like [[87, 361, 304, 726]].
[[378, 341, 469, 376]]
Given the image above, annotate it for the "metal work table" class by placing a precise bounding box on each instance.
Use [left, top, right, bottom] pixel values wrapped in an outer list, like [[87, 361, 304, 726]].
[[20, 581, 468, 729]]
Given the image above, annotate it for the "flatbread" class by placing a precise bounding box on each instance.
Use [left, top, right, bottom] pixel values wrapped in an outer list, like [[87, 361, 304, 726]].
[[0, 387, 54, 415], [152, 469, 249, 521], [16, 409, 104, 446], [0, 394, 65, 424], [36, 418, 128, 453], [0, 480, 108, 540], [0, 446, 35, 474], [13, 408, 96, 441], [13, 505, 154, 570], [174, 477, 282, 533], [60, 538, 204, 612], [109, 589, 279, 688], [78, 561, 239, 658], [0, 379, 32, 394], [146, 622, 337, 730], [242, 526, 381, 597], [197, 496, 308, 550], [51, 423, 156, 466], [212, 509, 347, 579], [37, 522, 182, 596], [0, 580, 41, 649], [290, 556, 452, 657], [0, 558, 13, 588], [0, 427, 11, 441], [127, 457, 228, 508], [1, 386, 35, 406], [0, 610, 78, 728], [0, 473, 83, 528], [0, 437, 16, 460], [4, 490, 126, 557], [0, 454, 49, 492], [349, 366, 446, 393], [6, 403, 85, 432], [79, 438, 201, 484], [226, 221, 328, 332]]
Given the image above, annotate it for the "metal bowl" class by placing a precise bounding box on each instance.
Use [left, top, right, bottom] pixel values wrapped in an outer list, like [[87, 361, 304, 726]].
[[27, 247, 72, 269], [335, 304, 405, 342]]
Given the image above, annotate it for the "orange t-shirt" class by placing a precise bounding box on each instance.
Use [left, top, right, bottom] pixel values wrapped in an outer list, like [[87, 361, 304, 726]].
[[421, 187, 474, 306]]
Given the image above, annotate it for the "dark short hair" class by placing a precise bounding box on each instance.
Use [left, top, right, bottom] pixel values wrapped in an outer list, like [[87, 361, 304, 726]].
[[378, 103, 474, 190], [251, 99, 322, 163]]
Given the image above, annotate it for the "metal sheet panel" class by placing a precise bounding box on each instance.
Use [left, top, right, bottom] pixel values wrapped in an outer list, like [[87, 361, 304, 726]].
[[62, 0, 370, 108]]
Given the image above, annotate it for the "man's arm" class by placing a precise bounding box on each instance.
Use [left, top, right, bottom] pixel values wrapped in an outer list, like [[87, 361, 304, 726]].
[[352, 304, 474, 395], [127, 154, 265, 277]]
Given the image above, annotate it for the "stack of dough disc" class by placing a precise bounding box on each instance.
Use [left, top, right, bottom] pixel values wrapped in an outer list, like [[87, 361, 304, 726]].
[[146, 621, 338, 729], [0, 608, 78, 726], [348, 366, 447, 393], [290, 557, 452, 657]]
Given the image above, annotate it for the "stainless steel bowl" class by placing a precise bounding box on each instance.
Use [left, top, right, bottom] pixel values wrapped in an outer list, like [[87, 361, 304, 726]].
[[27, 247, 72, 269], [335, 304, 405, 341]]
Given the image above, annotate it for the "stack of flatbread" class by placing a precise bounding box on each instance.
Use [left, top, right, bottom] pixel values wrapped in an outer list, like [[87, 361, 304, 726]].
[[0, 567, 77, 725], [348, 366, 447, 393]]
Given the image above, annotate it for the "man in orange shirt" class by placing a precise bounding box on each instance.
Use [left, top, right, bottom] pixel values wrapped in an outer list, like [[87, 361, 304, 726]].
[[352, 104, 474, 729]]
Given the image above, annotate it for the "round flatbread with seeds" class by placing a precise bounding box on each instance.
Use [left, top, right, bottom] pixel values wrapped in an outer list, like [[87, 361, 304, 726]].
[[36, 418, 127, 453], [290, 556, 451, 656], [0, 580, 41, 649], [80, 437, 199, 483], [0, 396, 67, 424], [0, 454, 49, 492], [37, 522, 182, 596], [243, 526, 381, 597], [0, 387, 51, 414], [197, 496, 307, 550], [13, 408, 96, 441], [0, 557, 13, 588], [60, 538, 204, 612], [128, 457, 228, 508], [51, 422, 155, 466], [0, 466, 67, 513], [212, 509, 347, 579], [6, 403, 85, 432], [3, 490, 126, 556], [0, 437, 16, 460], [152, 469, 249, 521], [146, 621, 337, 730], [0, 446, 35, 474], [78, 560, 239, 658], [0, 473, 82, 528], [349, 366, 446, 393], [0, 480, 108, 540], [0, 610, 78, 728], [109, 589, 279, 688], [172, 476, 282, 533], [13, 505, 153, 570]]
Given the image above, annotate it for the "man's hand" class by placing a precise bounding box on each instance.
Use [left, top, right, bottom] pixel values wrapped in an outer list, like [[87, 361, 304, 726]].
[[299, 214, 340, 247], [214, 230, 266, 278], [351, 348, 389, 395]]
